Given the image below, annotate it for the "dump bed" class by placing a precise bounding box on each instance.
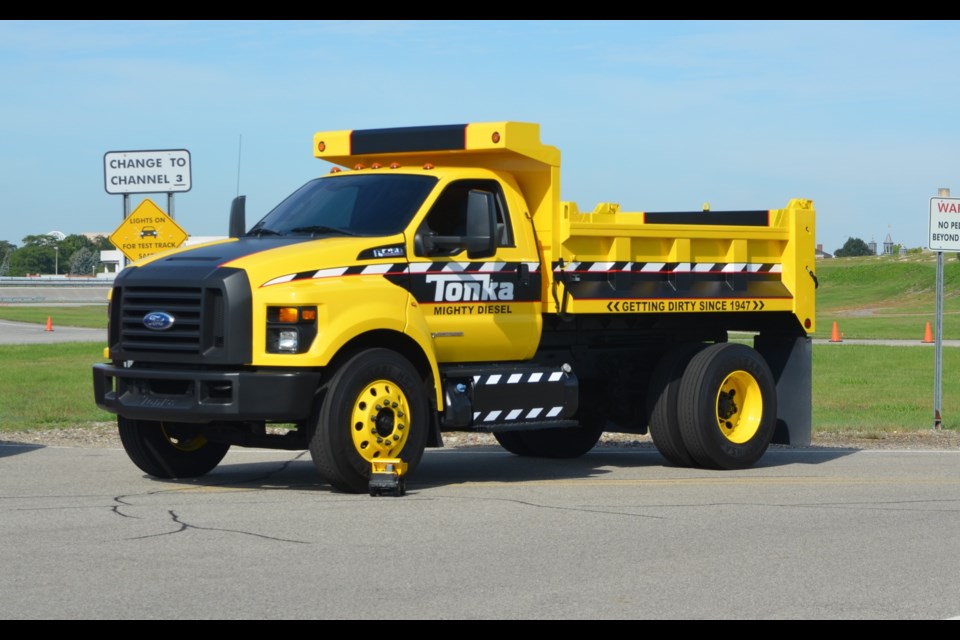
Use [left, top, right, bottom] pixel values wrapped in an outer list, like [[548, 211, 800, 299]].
[[548, 199, 817, 333]]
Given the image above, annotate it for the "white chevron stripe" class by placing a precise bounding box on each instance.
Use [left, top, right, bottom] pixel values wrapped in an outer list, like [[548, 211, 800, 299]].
[[312, 267, 348, 279], [589, 262, 615, 271], [486, 374, 502, 384], [770, 264, 782, 273], [262, 274, 297, 287], [525, 408, 544, 419], [641, 262, 666, 272], [548, 372, 563, 382], [507, 374, 522, 384], [484, 410, 502, 422], [361, 264, 394, 275], [409, 263, 432, 273], [528, 372, 543, 383], [546, 407, 562, 418], [693, 263, 713, 272], [505, 409, 523, 421]]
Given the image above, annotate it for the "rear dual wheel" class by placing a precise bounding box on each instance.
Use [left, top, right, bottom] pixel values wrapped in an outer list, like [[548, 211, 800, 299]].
[[677, 343, 777, 470], [646, 343, 707, 467]]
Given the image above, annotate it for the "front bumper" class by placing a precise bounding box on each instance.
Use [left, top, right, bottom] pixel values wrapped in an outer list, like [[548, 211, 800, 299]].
[[92, 363, 322, 423]]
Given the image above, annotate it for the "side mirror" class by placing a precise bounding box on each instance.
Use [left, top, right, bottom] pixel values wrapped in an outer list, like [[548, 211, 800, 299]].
[[229, 195, 246, 238], [464, 189, 496, 259]]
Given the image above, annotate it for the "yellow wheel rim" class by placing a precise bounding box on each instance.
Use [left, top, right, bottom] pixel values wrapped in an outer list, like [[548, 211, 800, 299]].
[[350, 379, 410, 461], [159, 424, 209, 452], [714, 370, 763, 444]]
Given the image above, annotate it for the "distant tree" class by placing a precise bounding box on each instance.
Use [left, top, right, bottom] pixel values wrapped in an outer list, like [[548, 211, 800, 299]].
[[91, 234, 113, 250], [68, 247, 98, 276], [8, 244, 54, 276], [0, 240, 15, 276], [834, 237, 874, 257], [20, 234, 58, 248]]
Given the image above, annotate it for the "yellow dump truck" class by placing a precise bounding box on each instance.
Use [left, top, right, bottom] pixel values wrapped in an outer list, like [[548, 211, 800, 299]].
[[93, 122, 817, 493]]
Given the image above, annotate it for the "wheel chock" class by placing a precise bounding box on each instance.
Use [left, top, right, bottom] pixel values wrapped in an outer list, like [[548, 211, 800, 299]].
[[369, 458, 408, 497]]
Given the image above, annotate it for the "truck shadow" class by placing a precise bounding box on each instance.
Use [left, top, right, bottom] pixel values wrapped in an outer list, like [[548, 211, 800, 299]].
[[157, 445, 859, 493]]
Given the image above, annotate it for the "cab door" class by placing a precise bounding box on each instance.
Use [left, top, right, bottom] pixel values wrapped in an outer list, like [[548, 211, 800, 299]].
[[407, 178, 542, 363]]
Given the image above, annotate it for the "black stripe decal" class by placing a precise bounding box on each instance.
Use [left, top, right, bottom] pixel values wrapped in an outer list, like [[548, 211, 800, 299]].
[[643, 211, 769, 226], [351, 124, 468, 155]]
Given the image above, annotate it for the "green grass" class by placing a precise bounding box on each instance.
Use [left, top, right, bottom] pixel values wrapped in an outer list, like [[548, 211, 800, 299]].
[[0, 305, 107, 329], [0, 343, 113, 430], [813, 344, 956, 433], [815, 252, 960, 339]]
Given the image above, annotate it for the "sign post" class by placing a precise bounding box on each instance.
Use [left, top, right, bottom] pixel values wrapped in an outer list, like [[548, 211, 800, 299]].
[[927, 189, 959, 431]]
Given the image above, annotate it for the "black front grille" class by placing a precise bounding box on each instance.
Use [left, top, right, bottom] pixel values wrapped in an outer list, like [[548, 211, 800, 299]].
[[109, 265, 252, 365], [120, 286, 204, 353]]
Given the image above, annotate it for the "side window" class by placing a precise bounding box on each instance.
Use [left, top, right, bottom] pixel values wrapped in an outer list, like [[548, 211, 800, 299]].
[[417, 179, 513, 255]]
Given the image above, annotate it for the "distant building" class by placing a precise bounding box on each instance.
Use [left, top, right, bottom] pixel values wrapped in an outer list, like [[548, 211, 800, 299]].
[[816, 243, 833, 259], [868, 239, 877, 255], [884, 233, 894, 255]]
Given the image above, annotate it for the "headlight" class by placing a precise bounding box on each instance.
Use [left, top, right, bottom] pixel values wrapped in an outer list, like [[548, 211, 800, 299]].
[[266, 306, 318, 354]]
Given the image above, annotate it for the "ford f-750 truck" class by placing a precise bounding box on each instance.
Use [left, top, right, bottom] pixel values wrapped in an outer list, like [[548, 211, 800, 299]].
[[93, 122, 817, 494]]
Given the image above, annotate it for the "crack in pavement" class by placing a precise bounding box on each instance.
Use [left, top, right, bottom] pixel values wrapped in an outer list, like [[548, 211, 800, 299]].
[[126, 509, 309, 543]]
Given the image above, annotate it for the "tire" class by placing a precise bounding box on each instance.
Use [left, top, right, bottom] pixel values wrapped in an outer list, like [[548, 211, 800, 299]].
[[309, 349, 430, 494], [492, 381, 604, 459], [513, 424, 604, 458], [646, 343, 707, 467], [117, 417, 230, 479], [493, 431, 534, 456], [677, 343, 777, 470]]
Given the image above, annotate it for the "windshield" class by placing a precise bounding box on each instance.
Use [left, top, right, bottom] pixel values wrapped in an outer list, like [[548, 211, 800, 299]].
[[248, 173, 438, 237]]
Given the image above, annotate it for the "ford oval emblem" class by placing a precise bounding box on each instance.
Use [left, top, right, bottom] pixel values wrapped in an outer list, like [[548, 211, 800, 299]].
[[143, 311, 176, 331]]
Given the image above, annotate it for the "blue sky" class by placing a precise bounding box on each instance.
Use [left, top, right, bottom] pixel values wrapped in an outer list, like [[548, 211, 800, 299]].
[[1, 20, 958, 255]]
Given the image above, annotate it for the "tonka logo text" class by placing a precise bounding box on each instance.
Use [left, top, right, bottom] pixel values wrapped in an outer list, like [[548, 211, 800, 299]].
[[425, 274, 515, 302]]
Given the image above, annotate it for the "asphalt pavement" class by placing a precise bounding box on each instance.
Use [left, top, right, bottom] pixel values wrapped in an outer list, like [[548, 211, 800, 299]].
[[0, 319, 105, 345]]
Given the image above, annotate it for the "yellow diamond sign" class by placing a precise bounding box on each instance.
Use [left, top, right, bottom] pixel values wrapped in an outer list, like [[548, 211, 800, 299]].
[[109, 198, 189, 262]]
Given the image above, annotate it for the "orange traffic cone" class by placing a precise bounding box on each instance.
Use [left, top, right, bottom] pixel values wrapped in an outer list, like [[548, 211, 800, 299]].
[[45, 316, 53, 332], [923, 322, 933, 344], [829, 320, 841, 343]]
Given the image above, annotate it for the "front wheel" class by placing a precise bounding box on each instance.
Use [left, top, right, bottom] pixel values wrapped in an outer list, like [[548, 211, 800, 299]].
[[117, 417, 230, 479], [677, 343, 777, 470], [309, 349, 430, 494]]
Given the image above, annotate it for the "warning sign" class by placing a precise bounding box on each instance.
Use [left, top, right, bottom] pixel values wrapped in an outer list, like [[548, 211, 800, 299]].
[[109, 199, 189, 262]]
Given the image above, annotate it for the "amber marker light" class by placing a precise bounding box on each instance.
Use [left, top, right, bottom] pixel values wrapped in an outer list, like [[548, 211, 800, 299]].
[[278, 307, 299, 323], [491, 131, 501, 143], [330, 167, 342, 173], [422, 163, 435, 170], [390, 162, 401, 169], [317, 141, 326, 152], [371, 162, 382, 169], [354, 163, 365, 170]]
